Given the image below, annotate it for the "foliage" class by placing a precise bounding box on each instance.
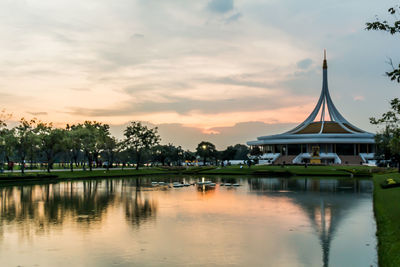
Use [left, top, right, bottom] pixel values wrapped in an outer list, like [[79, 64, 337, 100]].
[[371, 98, 400, 171], [123, 122, 161, 170], [195, 141, 217, 165], [13, 118, 40, 174], [249, 146, 263, 157], [366, 4, 400, 82], [102, 136, 118, 170], [72, 121, 111, 171], [37, 122, 65, 173]]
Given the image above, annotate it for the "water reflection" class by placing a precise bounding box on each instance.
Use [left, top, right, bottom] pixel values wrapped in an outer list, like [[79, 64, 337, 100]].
[[0, 177, 376, 267], [248, 178, 373, 267], [0, 179, 159, 236]]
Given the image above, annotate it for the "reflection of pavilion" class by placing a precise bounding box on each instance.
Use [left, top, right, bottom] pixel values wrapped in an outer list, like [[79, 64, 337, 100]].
[[248, 178, 373, 267]]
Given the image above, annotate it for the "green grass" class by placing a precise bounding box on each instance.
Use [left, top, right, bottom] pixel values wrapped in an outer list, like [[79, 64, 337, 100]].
[[200, 164, 374, 177], [0, 165, 377, 181], [373, 173, 400, 267]]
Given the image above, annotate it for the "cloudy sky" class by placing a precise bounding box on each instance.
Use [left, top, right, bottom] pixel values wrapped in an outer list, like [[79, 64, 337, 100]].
[[0, 0, 399, 149]]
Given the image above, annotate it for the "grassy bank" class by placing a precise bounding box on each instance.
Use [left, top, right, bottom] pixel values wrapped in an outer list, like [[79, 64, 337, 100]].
[[372, 173, 400, 266], [0, 164, 376, 182], [201, 164, 374, 177]]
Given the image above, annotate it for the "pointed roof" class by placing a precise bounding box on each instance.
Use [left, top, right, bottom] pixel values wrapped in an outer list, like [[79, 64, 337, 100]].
[[247, 51, 375, 146], [286, 50, 365, 135]]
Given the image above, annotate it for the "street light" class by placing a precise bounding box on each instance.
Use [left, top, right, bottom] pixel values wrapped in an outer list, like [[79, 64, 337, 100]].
[[202, 144, 207, 166]]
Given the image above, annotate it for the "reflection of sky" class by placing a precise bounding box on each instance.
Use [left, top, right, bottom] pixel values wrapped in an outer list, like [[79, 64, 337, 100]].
[[0, 177, 376, 266], [0, 0, 398, 149]]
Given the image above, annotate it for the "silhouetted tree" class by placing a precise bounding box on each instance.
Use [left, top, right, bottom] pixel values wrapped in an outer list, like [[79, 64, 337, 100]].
[[123, 122, 160, 170], [196, 141, 216, 166]]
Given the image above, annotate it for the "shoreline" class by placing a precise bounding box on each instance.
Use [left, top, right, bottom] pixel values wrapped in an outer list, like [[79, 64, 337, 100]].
[[0, 165, 376, 183]]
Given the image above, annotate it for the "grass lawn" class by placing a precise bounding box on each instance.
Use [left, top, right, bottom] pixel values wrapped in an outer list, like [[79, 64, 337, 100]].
[[201, 164, 373, 177], [0, 164, 376, 181], [372, 172, 400, 267]]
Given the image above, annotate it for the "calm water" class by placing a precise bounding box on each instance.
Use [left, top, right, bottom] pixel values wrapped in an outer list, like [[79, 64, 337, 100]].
[[0, 176, 376, 267]]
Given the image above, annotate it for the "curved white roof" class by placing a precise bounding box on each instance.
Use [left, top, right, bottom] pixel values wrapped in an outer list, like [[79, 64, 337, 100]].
[[247, 51, 375, 146]]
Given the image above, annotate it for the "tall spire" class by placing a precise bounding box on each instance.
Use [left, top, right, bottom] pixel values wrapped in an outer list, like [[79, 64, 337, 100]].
[[284, 50, 366, 135]]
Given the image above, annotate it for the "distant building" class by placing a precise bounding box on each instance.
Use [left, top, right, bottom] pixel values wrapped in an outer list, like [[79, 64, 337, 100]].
[[247, 51, 375, 165]]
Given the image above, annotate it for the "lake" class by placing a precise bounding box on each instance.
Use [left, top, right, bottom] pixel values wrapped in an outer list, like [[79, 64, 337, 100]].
[[0, 176, 377, 266]]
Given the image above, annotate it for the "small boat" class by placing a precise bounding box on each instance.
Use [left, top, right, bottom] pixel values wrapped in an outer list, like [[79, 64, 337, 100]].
[[151, 182, 158, 186], [183, 183, 190, 187], [173, 183, 184, 188], [158, 182, 166, 185], [225, 183, 232, 186], [233, 184, 240, 187]]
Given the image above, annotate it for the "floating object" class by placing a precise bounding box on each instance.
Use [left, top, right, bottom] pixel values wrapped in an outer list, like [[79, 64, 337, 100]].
[[233, 184, 240, 187], [225, 183, 232, 186], [183, 184, 190, 187]]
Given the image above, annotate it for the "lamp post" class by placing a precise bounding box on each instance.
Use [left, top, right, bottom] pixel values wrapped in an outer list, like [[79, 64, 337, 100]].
[[177, 150, 183, 166], [202, 144, 207, 166]]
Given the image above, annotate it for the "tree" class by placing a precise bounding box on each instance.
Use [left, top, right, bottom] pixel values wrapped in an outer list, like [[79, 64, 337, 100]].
[[153, 144, 170, 166], [371, 98, 400, 171], [75, 121, 110, 171], [196, 141, 216, 166], [232, 144, 250, 160], [183, 150, 196, 163], [367, 5, 400, 170], [250, 146, 263, 157], [14, 118, 39, 174], [123, 122, 161, 170], [102, 136, 118, 170], [366, 5, 400, 82], [0, 111, 11, 172], [64, 124, 84, 171], [222, 146, 236, 163], [1, 128, 16, 170], [37, 123, 65, 173]]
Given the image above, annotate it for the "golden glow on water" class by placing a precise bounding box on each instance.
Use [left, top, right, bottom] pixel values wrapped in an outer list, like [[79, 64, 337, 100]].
[[0, 177, 376, 266]]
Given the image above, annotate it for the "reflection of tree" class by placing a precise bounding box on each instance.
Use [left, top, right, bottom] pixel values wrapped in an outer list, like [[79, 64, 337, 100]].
[[247, 178, 373, 267], [0, 178, 159, 239], [124, 189, 157, 227]]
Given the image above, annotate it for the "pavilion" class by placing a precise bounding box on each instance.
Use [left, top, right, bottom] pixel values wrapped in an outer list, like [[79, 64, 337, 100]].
[[247, 51, 375, 165]]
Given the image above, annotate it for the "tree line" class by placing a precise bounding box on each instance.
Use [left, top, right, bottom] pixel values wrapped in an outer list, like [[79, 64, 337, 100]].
[[0, 115, 250, 173]]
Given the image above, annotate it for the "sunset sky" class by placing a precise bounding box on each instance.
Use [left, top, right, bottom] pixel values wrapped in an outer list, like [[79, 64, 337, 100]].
[[0, 0, 398, 149]]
